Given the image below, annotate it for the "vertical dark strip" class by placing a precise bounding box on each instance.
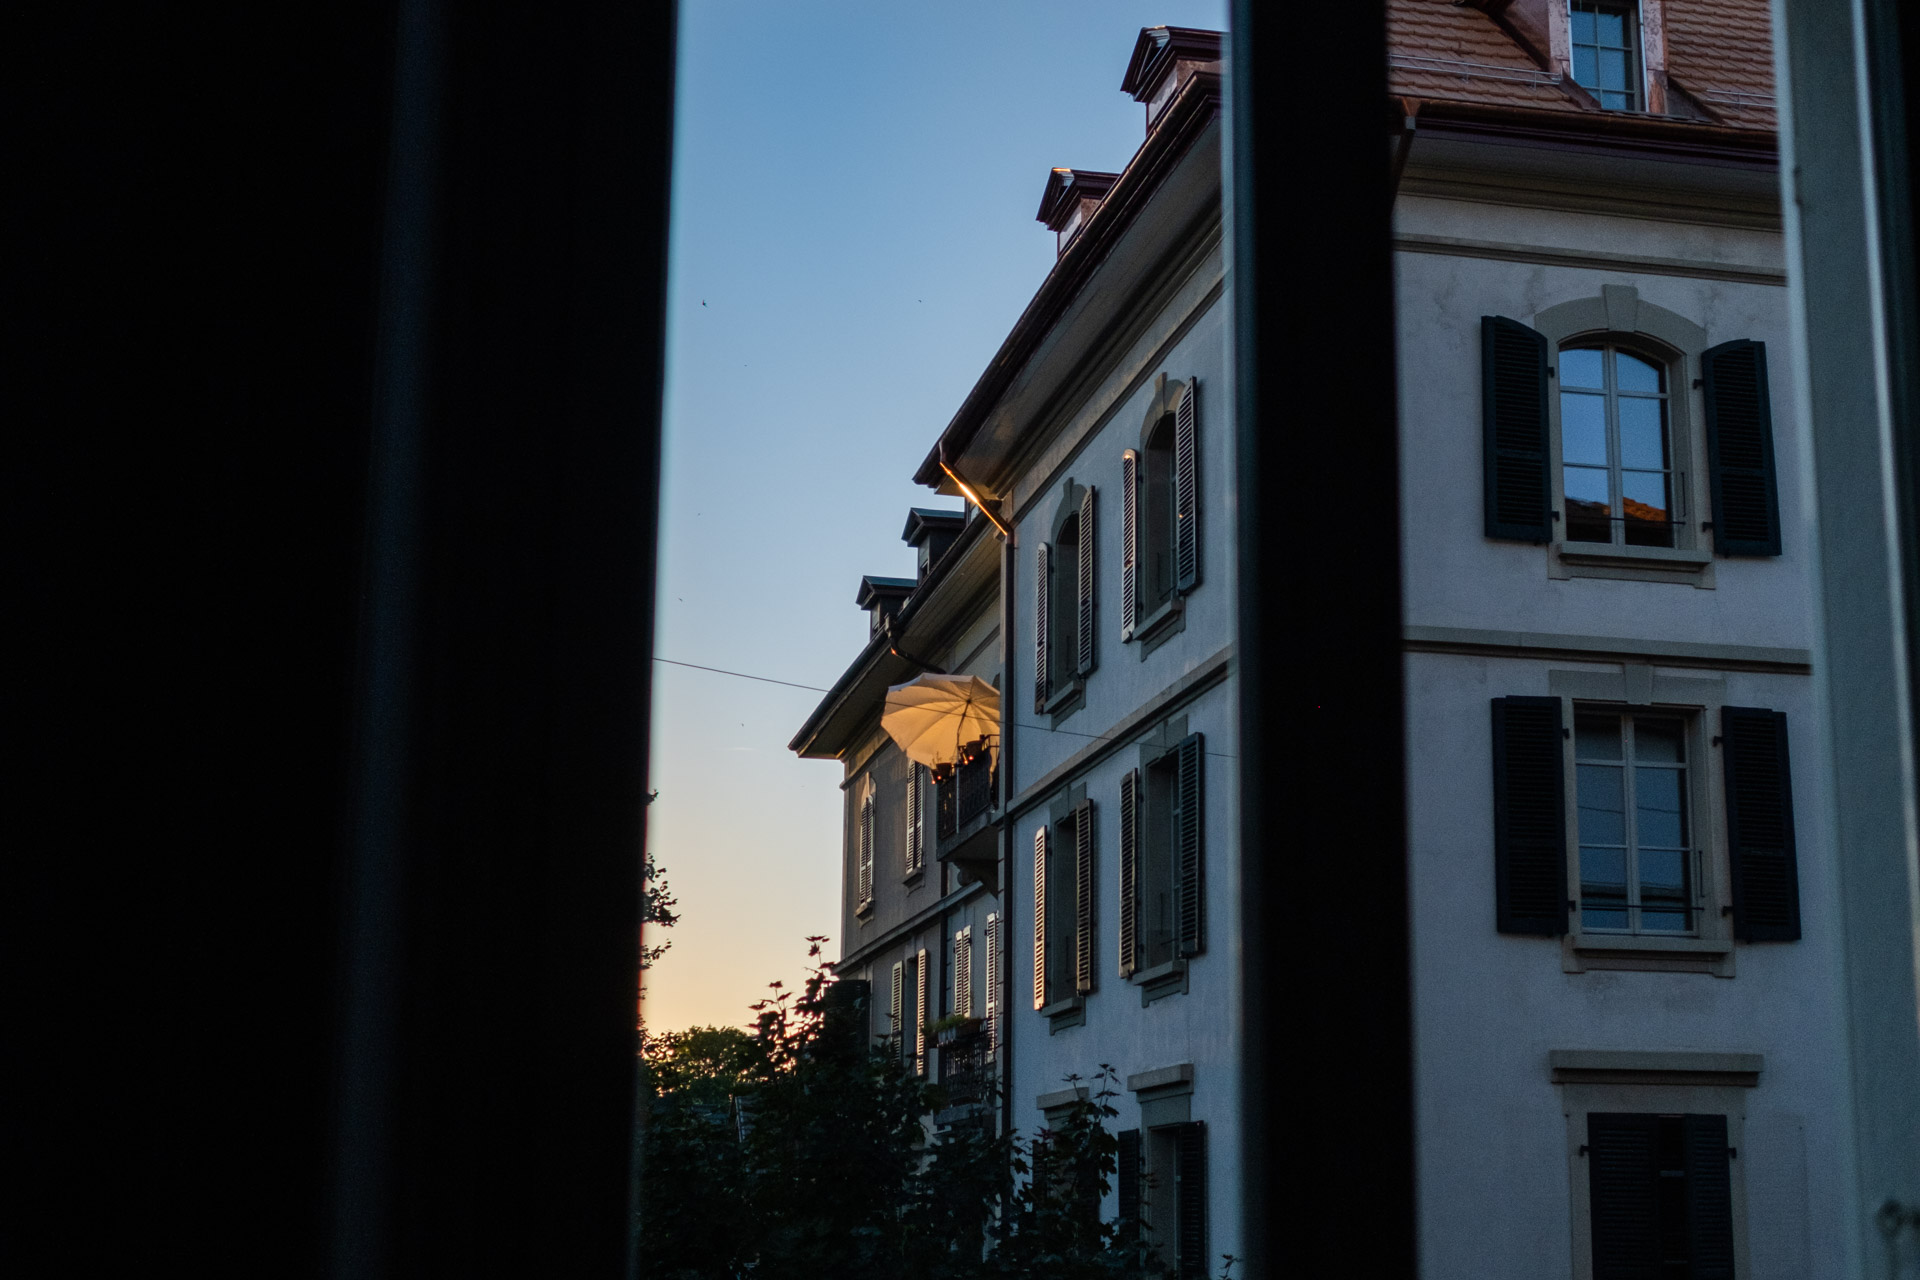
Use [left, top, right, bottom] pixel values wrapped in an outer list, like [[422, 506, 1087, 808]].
[[1175, 1121, 1209, 1279], [1681, 1114, 1736, 1280], [1117, 1128, 1143, 1232], [1231, 3, 1413, 1277], [1587, 1112, 1660, 1279]]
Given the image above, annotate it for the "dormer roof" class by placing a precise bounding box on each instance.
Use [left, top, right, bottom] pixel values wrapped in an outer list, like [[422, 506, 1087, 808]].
[[1036, 168, 1120, 231], [1121, 25, 1224, 101], [901, 507, 965, 546], [855, 575, 916, 610]]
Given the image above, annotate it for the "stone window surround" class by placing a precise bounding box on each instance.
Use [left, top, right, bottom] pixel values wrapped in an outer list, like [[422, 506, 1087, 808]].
[[1129, 373, 1190, 654], [1533, 285, 1716, 588], [1554, 1049, 1759, 1280]]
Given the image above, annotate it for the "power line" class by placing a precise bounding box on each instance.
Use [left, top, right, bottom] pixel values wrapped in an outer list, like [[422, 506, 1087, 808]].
[[652, 655, 1236, 758]]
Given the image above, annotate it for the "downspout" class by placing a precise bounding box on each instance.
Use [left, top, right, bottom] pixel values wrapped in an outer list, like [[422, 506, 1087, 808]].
[[998, 524, 1015, 1142]]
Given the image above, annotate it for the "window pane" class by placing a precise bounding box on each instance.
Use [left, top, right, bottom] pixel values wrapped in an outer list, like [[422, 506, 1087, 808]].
[[1560, 348, 1604, 388], [1634, 768, 1687, 847], [1597, 11, 1625, 45], [1599, 48, 1628, 90], [1577, 764, 1625, 844], [1562, 391, 1608, 464], [1615, 352, 1663, 393], [1576, 714, 1622, 760], [1565, 466, 1612, 542], [1582, 841, 1628, 931], [1634, 719, 1684, 763], [1601, 90, 1632, 111], [1621, 470, 1673, 545], [1573, 45, 1598, 87], [1638, 848, 1688, 900], [1571, 9, 1596, 44], [1617, 396, 1667, 469]]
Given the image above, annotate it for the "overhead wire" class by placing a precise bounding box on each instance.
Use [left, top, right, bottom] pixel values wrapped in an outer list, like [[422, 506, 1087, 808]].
[[652, 655, 1237, 758]]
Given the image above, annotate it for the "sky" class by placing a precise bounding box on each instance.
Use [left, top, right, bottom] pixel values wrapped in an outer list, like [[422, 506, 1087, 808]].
[[645, 0, 1229, 1034]]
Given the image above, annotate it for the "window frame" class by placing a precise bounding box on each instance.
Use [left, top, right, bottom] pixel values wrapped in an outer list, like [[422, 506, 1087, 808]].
[[1041, 478, 1090, 717], [1557, 342, 1680, 550], [1568, 0, 1645, 113], [1571, 708, 1699, 937], [1547, 669, 1739, 974], [1535, 287, 1715, 585], [1125, 372, 1195, 652]]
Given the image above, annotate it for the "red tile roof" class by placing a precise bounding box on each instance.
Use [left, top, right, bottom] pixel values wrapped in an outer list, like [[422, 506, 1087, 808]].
[[1388, 0, 1775, 134]]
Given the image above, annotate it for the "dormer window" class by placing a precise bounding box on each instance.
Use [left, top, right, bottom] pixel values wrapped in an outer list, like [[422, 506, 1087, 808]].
[[1570, 1, 1641, 111]]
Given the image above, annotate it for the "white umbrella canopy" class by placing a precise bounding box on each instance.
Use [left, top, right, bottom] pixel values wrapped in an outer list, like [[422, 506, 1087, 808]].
[[881, 673, 1000, 771]]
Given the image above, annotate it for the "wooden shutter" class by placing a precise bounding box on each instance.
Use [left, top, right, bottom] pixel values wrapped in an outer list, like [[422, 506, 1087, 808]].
[[1481, 316, 1552, 542], [1174, 380, 1200, 591], [1032, 826, 1048, 1010], [905, 765, 922, 875], [1077, 486, 1097, 675], [857, 796, 875, 909], [1587, 1112, 1660, 1280], [954, 927, 972, 1018], [890, 961, 904, 1042], [1074, 799, 1095, 995], [914, 946, 929, 1077], [1034, 542, 1051, 712], [1174, 1121, 1208, 1279], [1173, 734, 1204, 957], [1117, 1128, 1142, 1231], [1118, 769, 1139, 978], [984, 912, 1000, 1050], [1702, 339, 1782, 556], [1722, 706, 1801, 940], [1683, 1114, 1736, 1280], [1491, 696, 1568, 935], [1121, 450, 1139, 640]]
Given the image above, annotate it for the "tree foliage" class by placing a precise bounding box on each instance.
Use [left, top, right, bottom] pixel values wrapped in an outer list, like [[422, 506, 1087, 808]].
[[636, 940, 1222, 1280]]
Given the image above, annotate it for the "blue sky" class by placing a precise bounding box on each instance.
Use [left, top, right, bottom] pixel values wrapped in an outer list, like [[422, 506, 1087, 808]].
[[646, 0, 1228, 1033]]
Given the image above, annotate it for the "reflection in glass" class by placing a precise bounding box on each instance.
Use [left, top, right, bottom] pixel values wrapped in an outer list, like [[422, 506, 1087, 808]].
[[1559, 348, 1603, 389], [1559, 343, 1673, 548], [1564, 466, 1611, 543], [1616, 351, 1662, 393], [1562, 392, 1608, 464], [1617, 397, 1666, 468], [1575, 712, 1693, 935]]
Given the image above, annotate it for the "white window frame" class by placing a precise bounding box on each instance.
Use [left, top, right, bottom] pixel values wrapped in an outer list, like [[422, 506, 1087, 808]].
[[1567, 0, 1644, 112]]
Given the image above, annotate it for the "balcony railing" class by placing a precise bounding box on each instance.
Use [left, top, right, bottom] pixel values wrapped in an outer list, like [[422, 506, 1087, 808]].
[[937, 1027, 993, 1107], [936, 751, 995, 841]]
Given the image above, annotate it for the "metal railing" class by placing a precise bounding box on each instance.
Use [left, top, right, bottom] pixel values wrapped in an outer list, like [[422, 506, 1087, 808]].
[[936, 752, 995, 841]]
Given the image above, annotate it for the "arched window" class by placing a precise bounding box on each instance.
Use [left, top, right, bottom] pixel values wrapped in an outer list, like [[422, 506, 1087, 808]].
[[1558, 342, 1675, 548], [1052, 511, 1081, 688]]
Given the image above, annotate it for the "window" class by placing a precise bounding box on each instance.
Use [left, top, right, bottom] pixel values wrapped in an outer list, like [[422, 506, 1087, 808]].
[[953, 925, 972, 1019], [1119, 734, 1205, 980], [1034, 483, 1095, 713], [1032, 794, 1094, 1013], [1491, 696, 1803, 949], [892, 948, 928, 1076], [1122, 376, 1199, 642], [856, 793, 875, 913], [905, 763, 925, 877], [1117, 1122, 1208, 1278], [1570, 1, 1640, 111], [1574, 711, 1693, 934], [983, 912, 1001, 1050], [1559, 345, 1674, 548], [1585, 1113, 1736, 1277]]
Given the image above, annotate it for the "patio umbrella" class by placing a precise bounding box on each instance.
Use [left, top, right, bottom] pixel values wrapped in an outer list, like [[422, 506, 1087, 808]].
[[881, 673, 1000, 771]]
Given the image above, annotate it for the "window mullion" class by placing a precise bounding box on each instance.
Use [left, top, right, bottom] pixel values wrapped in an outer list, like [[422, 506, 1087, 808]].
[[1623, 714, 1642, 931], [1606, 346, 1625, 546]]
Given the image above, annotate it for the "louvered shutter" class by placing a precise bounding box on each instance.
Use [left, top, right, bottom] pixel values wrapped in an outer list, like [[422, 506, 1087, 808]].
[[1722, 706, 1801, 941], [1034, 542, 1051, 712], [955, 927, 972, 1018], [914, 946, 929, 1077], [1702, 340, 1782, 556], [1032, 826, 1049, 1010], [890, 961, 904, 1043], [1587, 1112, 1659, 1280], [1118, 769, 1139, 978], [984, 912, 1000, 1050], [1117, 1128, 1142, 1232], [1491, 696, 1568, 935], [1174, 1121, 1208, 1279], [1121, 450, 1139, 639], [857, 796, 875, 909], [1173, 734, 1204, 957], [1682, 1114, 1736, 1280], [1074, 799, 1095, 995], [1481, 316, 1552, 542], [1174, 381, 1200, 592], [1077, 486, 1097, 675], [905, 765, 922, 875]]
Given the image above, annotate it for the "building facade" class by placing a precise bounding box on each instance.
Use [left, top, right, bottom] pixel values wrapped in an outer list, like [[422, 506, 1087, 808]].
[[796, 5, 1845, 1277]]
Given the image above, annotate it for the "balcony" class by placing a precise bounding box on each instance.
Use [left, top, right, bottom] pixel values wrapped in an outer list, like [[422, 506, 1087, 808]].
[[936, 1023, 993, 1110], [934, 748, 997, 880]]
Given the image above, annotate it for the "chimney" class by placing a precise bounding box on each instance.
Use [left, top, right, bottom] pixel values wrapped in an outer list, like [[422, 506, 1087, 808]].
[[1120, 26, 1223, 134], [1036, 168, 1119, 257]]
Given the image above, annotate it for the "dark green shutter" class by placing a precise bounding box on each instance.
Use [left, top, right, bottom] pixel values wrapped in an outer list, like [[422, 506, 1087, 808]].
[[1118, 770, 1139, 978], [1723, 706, 1801, 941], [1034, 542, 1051, 712], [1481, 315, 1552, 542], [1588, 1113, 1660, 1280], [1682, 1115, 1736, 1280], [1491, 696, 1568, 935], [1173, 734, 1204, 957], [1174, 1121, 1208, 1279], [1174, 381, 1199, 591], [1078, 486, 1097, 675], [1074, 799, 1095, 995], [1703, 339, 1782, 556], [1117, 1128, 1142, 1233]]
